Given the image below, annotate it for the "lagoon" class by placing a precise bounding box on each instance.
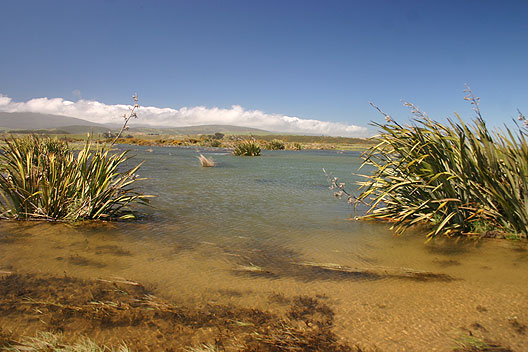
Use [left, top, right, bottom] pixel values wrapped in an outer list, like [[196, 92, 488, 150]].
[[1, 146, 527, 351]]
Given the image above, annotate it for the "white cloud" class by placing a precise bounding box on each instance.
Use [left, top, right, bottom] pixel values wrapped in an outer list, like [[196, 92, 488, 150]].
[[0, 94, 368, 137]]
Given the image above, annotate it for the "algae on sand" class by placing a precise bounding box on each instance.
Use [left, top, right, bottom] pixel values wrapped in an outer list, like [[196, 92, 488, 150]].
[[0, 273, 357, 352]]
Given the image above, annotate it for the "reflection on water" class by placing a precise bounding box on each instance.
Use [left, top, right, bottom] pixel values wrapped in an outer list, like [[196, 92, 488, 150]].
[[1, 147, 527, 351]]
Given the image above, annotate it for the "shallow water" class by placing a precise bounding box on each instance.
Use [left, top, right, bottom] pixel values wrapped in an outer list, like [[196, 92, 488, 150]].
[[1, 146, 527, 351]]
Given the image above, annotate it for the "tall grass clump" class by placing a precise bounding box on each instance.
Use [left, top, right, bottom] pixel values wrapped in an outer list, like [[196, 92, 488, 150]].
[[197, 153, 215, 167], [0, 135, 149, 221], [232, 139, 261, 156], [265, 139, 285, 150], [353, 88, 528, 239], [288, 142, 303, 150]]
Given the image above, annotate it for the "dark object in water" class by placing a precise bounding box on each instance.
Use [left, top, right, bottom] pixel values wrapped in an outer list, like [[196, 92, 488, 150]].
[[0, 273, 359, 351]]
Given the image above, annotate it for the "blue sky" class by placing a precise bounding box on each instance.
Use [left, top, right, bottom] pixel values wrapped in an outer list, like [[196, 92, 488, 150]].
[[1, 0, 527, 136]]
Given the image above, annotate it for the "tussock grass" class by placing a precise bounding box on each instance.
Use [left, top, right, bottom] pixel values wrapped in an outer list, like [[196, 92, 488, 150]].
[[197, 154, 215, 167], [0, 135, 150, 221], [287, 142, 303, 150], [265, 139, 285, 150], [354, 89, 528, 239], [232, 139, 261, 156]]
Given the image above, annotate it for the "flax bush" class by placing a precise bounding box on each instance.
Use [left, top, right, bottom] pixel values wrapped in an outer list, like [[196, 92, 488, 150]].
[[338, 89, 528, 239], [0, 135, 149, 221], [232, 139, 261, 156], [265, 139, 285, 150]]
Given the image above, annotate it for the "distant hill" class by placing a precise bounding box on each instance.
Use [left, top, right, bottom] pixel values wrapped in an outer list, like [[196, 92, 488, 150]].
[[51, 125, 110, 134], [0, 112, 271, 136], [129, 124, 270, 135], [0, 112, 105, 130]]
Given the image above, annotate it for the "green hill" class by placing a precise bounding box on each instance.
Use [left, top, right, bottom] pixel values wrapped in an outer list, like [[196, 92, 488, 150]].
[[0, 112, 105, 130]]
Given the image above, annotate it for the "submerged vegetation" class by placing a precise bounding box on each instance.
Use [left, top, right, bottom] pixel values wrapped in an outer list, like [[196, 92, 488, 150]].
[[453, 335, 513, 352], [0, 273, 358, 351], [0, 272, 518, 351], [333, 88, 528, 239], [4, 332, 131, 352]]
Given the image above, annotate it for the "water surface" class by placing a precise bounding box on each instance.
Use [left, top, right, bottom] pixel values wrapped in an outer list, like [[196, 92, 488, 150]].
[[1, 146, 527, 351]]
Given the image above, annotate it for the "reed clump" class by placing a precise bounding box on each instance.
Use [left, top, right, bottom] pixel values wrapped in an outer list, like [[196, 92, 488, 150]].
[[265, 139, 285, 150], [232, 139, 261, 156], [0, 135, 149, 221], [197, 154, 215, 167], [353, 88, 528, 239], [288, 142, 303, 150]]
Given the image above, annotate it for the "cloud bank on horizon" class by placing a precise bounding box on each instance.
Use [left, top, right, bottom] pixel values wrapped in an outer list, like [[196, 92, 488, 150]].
[[0, 94, 368, 137]]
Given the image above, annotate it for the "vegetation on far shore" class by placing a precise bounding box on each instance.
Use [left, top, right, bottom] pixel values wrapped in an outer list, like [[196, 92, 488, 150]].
[[232, 139, 262, 156], [115, 133, 372, 151], [0, 130, 375, 152], [330, 88, 528, 240]]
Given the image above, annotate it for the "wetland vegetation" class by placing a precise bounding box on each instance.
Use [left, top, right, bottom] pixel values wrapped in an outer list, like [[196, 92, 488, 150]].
[[232, 139, 262, 156], [0, 135, 149, 221], [0, 131, 375, 152], [331, 91, 528, 240]]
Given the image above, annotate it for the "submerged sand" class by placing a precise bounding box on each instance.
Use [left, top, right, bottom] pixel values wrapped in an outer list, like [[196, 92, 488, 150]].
[[0, 221, 527, 351]]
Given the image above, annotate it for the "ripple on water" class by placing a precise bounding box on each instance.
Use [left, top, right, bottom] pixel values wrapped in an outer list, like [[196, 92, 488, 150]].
[[0, 148, 527, 351]]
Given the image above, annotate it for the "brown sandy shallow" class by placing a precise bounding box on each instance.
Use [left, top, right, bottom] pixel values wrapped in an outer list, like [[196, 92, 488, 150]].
[[0, 222, 527, 351], [0, 273, 356, 351], [0, 272, 519, 352]]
